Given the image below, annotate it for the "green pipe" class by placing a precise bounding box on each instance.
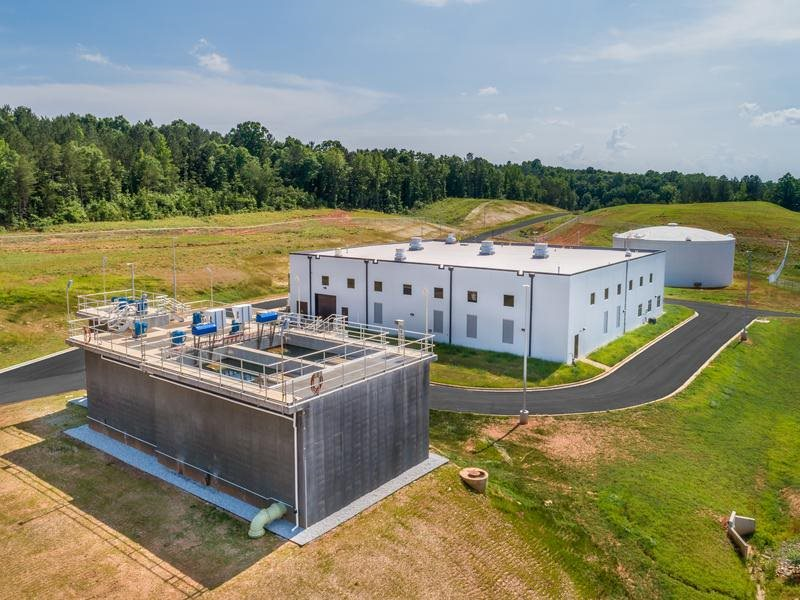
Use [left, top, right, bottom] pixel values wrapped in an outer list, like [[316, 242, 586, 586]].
[[248, 502, 287, 538]]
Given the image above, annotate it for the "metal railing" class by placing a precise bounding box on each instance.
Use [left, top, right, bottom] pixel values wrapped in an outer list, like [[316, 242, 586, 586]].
[[67, 310, 434, 408]]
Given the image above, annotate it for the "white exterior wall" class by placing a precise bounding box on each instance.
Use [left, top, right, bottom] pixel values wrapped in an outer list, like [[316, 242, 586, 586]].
[[566, 251, 666, 361], [613, 236, 734, 288], [290, 249, 665, 364]]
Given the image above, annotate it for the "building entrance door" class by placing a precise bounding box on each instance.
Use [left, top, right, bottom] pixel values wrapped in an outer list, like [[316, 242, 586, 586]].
[[315, 293, 337, 318], [573, 333, 579, 360]]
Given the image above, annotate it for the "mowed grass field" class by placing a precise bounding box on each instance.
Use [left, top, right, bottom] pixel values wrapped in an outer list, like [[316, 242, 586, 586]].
[[411, 197, 560, 231], [546, 201, 800, 313], [431, 317, 800, 598], [2, 318, 797, 597], [0, 209, 449, 369]]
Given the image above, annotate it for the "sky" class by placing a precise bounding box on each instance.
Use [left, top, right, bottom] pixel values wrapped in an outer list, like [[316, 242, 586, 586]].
[[0, 0, 798, 179]]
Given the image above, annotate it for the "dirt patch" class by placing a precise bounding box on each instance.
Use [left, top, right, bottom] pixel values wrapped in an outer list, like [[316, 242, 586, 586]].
[[463, 201, 541, 230], [782, 488, 800, 518], [549, 223, 601, 246]]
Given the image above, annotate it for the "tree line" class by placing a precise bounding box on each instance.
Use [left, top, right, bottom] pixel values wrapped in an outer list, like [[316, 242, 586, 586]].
[[0, 105, 797, 228]]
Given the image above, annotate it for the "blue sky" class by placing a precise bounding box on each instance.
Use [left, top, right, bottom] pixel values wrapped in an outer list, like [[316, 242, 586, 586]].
[[0, 0, 798, 179]]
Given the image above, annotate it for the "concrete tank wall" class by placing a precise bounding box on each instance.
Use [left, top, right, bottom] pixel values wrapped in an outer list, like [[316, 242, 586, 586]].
[[613, 236, 734, 288]]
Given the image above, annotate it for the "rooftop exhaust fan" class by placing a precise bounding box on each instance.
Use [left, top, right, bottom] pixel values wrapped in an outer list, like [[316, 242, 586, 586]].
[[532, 242, 549, 259], [445, 233, 457, 245], [409, 237, 424, 251], [479, 240, 496, 255], [394, 248, 407, 262]]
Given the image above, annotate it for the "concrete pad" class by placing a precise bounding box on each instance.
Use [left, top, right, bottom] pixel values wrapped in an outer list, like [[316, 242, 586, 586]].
[[64, 424, 448, 546], [68, 396, 88, 408]]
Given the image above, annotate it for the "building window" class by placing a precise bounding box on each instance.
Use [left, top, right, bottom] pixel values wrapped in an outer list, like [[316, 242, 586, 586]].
[[590, 292, 596, 305], [639, 275, 644, 287], [657, 295, 662, 307], [434, 287, 444, 299], [433, 310, 444, 333], [649, 273, 653, 283], [466, 314, 478, 338], [374, 280, 383, 292], [503, 294, 515, 307], [603, 310, 609, 334], [297, 300, 308, 315], [604, 287, 609, 300], [341, 306, 349, 319], [347, 278, 355, 289], [617, 283, 622, 295], [629, 280, 633, 291], [403, 283, 412, 296], [502, 319, 514, 344], [467, 290, 478, 303], [616, 305, 621, 328], [321, 275, 330, 286], [373, 302, 383, 324], [647, 299, 652, 312], [638, 303, 643, 317]]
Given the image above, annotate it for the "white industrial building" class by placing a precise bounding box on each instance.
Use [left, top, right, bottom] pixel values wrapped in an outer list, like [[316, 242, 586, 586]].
[[289, 238, 666, 363], [613, 224, 735, 288]]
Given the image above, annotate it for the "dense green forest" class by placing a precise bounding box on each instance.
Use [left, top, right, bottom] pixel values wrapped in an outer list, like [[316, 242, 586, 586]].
[[0, 105, 798, 228]]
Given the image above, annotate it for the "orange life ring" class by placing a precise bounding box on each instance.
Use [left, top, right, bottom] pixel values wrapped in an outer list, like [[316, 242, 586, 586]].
[[310, 372, 324, 395]]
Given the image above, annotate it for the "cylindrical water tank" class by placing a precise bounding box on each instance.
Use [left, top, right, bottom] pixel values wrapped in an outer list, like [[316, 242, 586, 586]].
[[612, 224, 735, 288]]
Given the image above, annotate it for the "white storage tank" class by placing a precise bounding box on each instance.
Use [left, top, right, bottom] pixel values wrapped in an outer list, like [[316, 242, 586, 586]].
[[613, 223, 735, 288]]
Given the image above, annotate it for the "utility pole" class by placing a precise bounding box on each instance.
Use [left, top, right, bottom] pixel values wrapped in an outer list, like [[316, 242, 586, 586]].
[[206, 266, 214, 307], [520, 283, 531, 425], [741, 250, 752, 341], [102, 256, 107, 303], [66, 279, 73, 324], [126, 262, 135, 297], [172, 237, 178, 302]]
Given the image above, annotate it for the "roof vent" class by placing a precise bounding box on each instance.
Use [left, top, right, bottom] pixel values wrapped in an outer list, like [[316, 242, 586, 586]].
[[668, 222, 678, 227], [409, 237, 424, 251], [532, 242, 549, 259], [394, 248, 407, 262], [625, 250, 632, 257], [445, 232, 457, 245], [479, 240, 495, 255], [685, 236, 692, 241], [334, 247, 343, 257]]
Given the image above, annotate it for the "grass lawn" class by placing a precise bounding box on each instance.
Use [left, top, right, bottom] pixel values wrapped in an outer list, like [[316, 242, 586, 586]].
[[0, 392, 577, 597], [587, 304, 695, 367], [431, 343, 602, 388], [430, 317, 800, 598], [548, 201, 800, 313], [0, 210, 446, 369]]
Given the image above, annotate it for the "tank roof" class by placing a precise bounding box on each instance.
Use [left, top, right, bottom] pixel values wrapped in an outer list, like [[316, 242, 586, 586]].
[[613, 224, 735, 242]]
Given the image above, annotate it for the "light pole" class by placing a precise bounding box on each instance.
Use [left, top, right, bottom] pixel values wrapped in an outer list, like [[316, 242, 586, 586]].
[[741, 250, 752, 341], [66, 279, 73, 323], [126, 262, 135, 297], [206, 266, 214, 307], [101, 256, 107, 303], [172, 237, 178, 302], [520, 283, 531, 425], [423, 287, 430, 351]]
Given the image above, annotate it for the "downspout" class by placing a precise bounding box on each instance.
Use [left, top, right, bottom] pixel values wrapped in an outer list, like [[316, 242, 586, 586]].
[[623, 260, 629, 334], [307, 255, 313, 316], [292, 411, 300, 530], [528, 273, 535, 357], [364, 260, 369, 325], [448, 267, 454, 344]]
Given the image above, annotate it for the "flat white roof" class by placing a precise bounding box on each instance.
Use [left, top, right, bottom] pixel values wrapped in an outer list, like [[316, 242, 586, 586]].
[[614, 224, 735, 242], [295, 241, 660, 275]]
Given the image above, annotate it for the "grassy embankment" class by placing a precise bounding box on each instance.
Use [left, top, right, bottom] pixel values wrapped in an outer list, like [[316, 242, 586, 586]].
[[431, 317, 800, 598], [411, 197, 561, 234], [587, 304, 695, 367], [543, 201, 800, 313]]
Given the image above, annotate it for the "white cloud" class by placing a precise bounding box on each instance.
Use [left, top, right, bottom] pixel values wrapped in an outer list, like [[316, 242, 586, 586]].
[[535, 117, 574, 127], [408, 0, 486, 6], [78, 52, 110, 65], [751, 107, 800, 127], [479, 112, 509, 122], [606, 124, 634, 155], [477, 85, 498, 96], [0, 72, 388, 138], [191, 39, 231, 73], [558, 143, 585, 164], [738, 102, 761, 118], [568, 0, 800, 62]]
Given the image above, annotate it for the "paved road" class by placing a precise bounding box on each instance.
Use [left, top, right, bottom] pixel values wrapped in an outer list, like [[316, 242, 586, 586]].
[[464, 211, 569, 242], [0, 297, 289, 405], [430, 301, 794, 415]]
